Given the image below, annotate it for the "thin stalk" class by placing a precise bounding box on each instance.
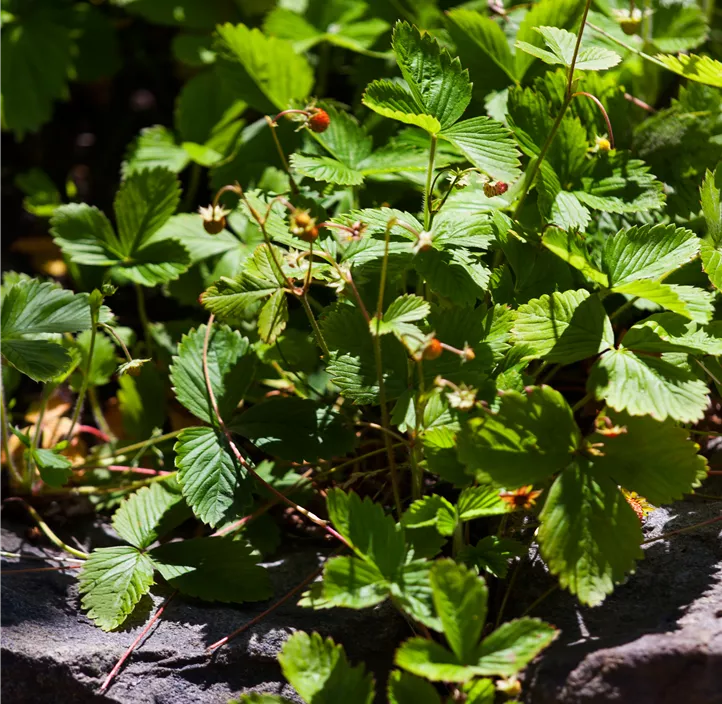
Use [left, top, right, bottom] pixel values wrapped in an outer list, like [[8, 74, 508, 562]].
[[182, 164, 202, 212], [1, 382, 23, 485], [572, 91, 615, 148], [3, 564, 83, 575], [202, 315, 348, 546], [88, 387, 113, 441], [514, 0, 593, 218], [1, 550, 84, 563], [79, 430, 182, 466], [100, 323, 134, 364], [424, 134, 438, 230], [67, 308, 99, 441], [356, 421, 409, 446], [372, 223, 403, 518], [27, 384, 53, 487], [495, 558, 522, 628], [5, 498, 88, 559], [520, 585, 559, 618], [300, 294, 330, 358], [572, 392, 594, 413], [317, 444, 402, 480], [610, 296, 638, 320], [206, 554, 336, 652], [264, 115, 298, 194], [100, 591, 177, 693], [642, 515, 722, 544], [134, 283, 154, 355]]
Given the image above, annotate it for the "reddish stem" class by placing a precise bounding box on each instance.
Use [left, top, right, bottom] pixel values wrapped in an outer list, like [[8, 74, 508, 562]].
[[206, 558, 330, 652], [572, 91, 616, 149], [76, 425, 111, 443], [624, 92, 656, 113], [99, 591, 176, 693], [2, 564, 83, 575], [202, 315, 350, 548], [106, 465, 171, 476]]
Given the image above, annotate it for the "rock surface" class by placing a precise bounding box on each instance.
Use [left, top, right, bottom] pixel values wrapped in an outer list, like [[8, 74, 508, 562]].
[[519, 496, 722, 704], [1, 520, 407, 704]]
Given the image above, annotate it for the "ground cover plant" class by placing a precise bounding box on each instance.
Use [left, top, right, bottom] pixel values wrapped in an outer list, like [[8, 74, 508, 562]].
[[2, 0, 722, 701]]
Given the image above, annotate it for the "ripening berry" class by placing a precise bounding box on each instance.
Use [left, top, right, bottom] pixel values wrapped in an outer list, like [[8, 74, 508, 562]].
[[308, 109, 331, 133], [290, 210, 319, 243], [423, 338, 443, 361], [483, 180, 509, 198], [198, 204, 230, 235]]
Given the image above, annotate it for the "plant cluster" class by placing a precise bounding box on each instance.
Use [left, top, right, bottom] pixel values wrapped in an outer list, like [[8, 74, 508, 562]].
[[2, 0, 722, 702]]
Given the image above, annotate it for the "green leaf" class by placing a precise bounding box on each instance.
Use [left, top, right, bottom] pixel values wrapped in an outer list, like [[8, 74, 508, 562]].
[[603, 224, 701, 287], [112, 481, 189, 550], [215, 23, 313, 113], [150, 536, 272, 602], [700, 169, 722, 244], [589, 348, 709, 423], [327, 489, 405, 578], [362, 79, 442, 134], [78, 546, 155, 631], [538, 461, 643, 606], [395, 638, 479, 683], [230, 397, 355, 462], [388, 670, 442, 704], [430, 560, 487, 665], [512, 290, 614, 364], [174, 426, 251, 528], [392, 22, 471, 131], [474, 618, 558, 676], [458, 386, 580, 487], [69, 329, 117, 389], [1, 15, 73, 137], [654, 53, 722, 89], [290, 154, 365, 186], [1, 279, 108, 382], [169, 324, 254, 425], [514, 0, 585, 79], [257, 289, 288, 344], [458, 536, 525, 579], [590, 410, 706, 505], [457, 485, 512, 520], [310, 555, 390, 609], [611, 281, 713, 324], [700, 240, 722, 291], [51, 203, 123, 266], [31, 448, 72, 487], [516, 27, 620, 71], [373, 294, 430, 341], [15, 168, 62, 217], [439, 117, 521, 182], [622, 314, 722, 356], [446, 9, 516, 84], [122, 125, 190, 176], [653, 4, 708, 53], [541, 229, 609, 287], [278, 632, 375, 704]]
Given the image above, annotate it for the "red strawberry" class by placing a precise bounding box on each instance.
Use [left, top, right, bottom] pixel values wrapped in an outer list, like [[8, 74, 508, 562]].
[[308, 109, 330, 133], [423, 338, 443, 361]]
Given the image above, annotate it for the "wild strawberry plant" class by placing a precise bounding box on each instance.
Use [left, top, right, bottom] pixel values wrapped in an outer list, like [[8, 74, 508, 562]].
[[2, 0, 722, 701]]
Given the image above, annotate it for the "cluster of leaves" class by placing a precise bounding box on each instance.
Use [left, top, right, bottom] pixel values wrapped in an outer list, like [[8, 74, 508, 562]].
[[3, 0, 722, 702]]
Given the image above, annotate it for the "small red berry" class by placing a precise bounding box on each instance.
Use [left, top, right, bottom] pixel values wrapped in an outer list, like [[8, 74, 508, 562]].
[[483, 180, 509, 198], [423, 338, 443, 361], [308, 109, 331, 133]]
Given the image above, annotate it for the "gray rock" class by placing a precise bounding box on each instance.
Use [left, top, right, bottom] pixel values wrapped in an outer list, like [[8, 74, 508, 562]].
[[519, 497, 722, 704], [1, 522, 407, 704]]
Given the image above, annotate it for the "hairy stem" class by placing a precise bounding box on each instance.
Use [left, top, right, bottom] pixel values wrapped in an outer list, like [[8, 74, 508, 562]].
[[264, 115, 298, 194], [0, 382, 23, 486], [424, 134, 438, 230], [67, 308, 99, 441], [134, 283, 154, 356]]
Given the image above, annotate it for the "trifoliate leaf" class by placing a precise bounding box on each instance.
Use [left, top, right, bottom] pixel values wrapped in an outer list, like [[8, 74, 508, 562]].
[[458, 386, 580, 487], [538, 460, 643, 606], [516, 27, 620, 71], [388, 670, 442, 704], [414, 248, 490, 306], [652, 4, 709, 53], [230, 397, 355, 462], [257, 289, 288, 344], [514, 0, 586, 79], [52, 168, 189, 286], [430, 560, 488, 665], [654, 53, 722, 89], [169, 324, 254, 425], [392, 561, 441, 630], [122, 125, 190, 176], [373, 294, 430, 339], [362, 79, 443, 134], [602, 224, 700, 287], [278, 632, 375, 704], [439, 117, 520, 182], [474, 618, 558, 676], [512, 290, 614, 364], [327, 489, 405, 578], [112, 481, 189, 550], [457, 485, 512, 520], [150, 536, 271, 602], [31, 448, 73, 487], [395, 638, 480, 683], [174, 426, 251, 528], [310, 556, 390, 610], [590, 410, 707, 505], [79, 546, 155, 631], [215, 23, 313, 113], [1, 279, 109, 382], [588, 348, 709, 423]]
